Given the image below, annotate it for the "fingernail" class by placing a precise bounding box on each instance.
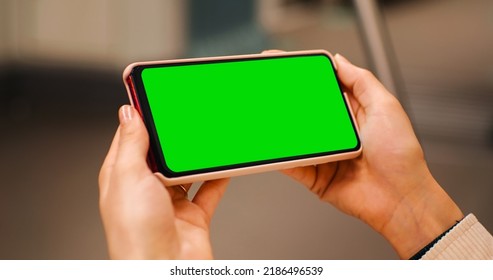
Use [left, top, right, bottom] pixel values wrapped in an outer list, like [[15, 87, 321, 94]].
[[119, 105, 134, 124], [335, 53, 351, 65], [261, 49, 285, 54]]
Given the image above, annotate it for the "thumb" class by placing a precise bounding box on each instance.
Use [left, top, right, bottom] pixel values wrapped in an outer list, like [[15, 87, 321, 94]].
[[334, 54, 394, 112], [115, 105, 150, 173]]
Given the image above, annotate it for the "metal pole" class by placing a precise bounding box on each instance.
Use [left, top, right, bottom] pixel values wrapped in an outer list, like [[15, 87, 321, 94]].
[[352, 0, 400, 97]]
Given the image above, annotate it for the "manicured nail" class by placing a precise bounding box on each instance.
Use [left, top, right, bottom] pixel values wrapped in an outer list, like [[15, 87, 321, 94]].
[[119, 105, 134, 124]]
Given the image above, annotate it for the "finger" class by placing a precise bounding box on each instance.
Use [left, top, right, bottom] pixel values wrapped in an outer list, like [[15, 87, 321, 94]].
[[181, 183, 193, 192], [98, 126, 121, 197], [346, 92, 365, 128], [261, 49, 286, 54], [153, 173, 192, 200], [114, 105, 150, 175], [334, 54, 393, 112], [310, 163, 339, 197], [192, 178, 230, 222], [168, 185, 189, 200], [280, 166, 316, 188], [281, 163, 338, 197]]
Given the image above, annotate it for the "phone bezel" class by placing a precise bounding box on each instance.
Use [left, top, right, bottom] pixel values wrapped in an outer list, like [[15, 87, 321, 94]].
[[123, 50, 361, 185]]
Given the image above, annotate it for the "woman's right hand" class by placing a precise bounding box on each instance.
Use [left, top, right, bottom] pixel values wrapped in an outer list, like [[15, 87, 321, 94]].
[[282, 54, 463, 259]]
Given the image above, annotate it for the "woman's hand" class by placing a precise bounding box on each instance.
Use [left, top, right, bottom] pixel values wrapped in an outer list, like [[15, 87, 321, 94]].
[[282, 54, 463, 259], [99, 105, 229, 259]]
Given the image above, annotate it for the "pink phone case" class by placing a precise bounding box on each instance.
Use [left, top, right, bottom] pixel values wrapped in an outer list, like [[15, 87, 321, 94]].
[[123, 50, 361, 186]]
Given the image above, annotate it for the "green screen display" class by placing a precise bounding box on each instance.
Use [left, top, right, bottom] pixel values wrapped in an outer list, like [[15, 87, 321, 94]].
[[135, 54, 359, 176]]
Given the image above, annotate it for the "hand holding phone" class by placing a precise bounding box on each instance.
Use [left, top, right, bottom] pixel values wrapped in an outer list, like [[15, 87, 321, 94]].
[[99, 104, 230, 259], [123, 50, 361, 185]]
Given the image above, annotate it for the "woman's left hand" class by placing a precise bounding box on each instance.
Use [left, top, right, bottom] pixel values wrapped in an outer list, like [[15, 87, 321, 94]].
[[99, 105, 229, 259]]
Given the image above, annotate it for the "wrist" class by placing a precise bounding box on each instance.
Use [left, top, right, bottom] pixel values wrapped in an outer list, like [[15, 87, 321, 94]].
[[378, 176, 463, 259]]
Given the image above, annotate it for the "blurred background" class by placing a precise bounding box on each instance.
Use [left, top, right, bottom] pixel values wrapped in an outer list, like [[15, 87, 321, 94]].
[[0, 0, 492, 259]]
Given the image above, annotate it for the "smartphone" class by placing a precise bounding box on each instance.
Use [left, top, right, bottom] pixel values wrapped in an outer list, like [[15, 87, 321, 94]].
[[123, 50, 361, 185]]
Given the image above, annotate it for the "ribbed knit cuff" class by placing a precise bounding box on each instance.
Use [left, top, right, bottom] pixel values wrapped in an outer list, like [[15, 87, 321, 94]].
[[421, 214, 493, 260], [410, 220, 459, 260]]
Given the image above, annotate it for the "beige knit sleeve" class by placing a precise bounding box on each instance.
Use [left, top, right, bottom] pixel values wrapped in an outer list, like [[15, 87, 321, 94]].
[[422, 214, 493, 260]]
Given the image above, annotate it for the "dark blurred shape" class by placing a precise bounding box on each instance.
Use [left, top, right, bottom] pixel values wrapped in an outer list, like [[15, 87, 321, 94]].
[[188, 0, 267, 56], [190, 0, 254, 40], [282, 0, 325, 9], [0, 64, 125, 124]]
